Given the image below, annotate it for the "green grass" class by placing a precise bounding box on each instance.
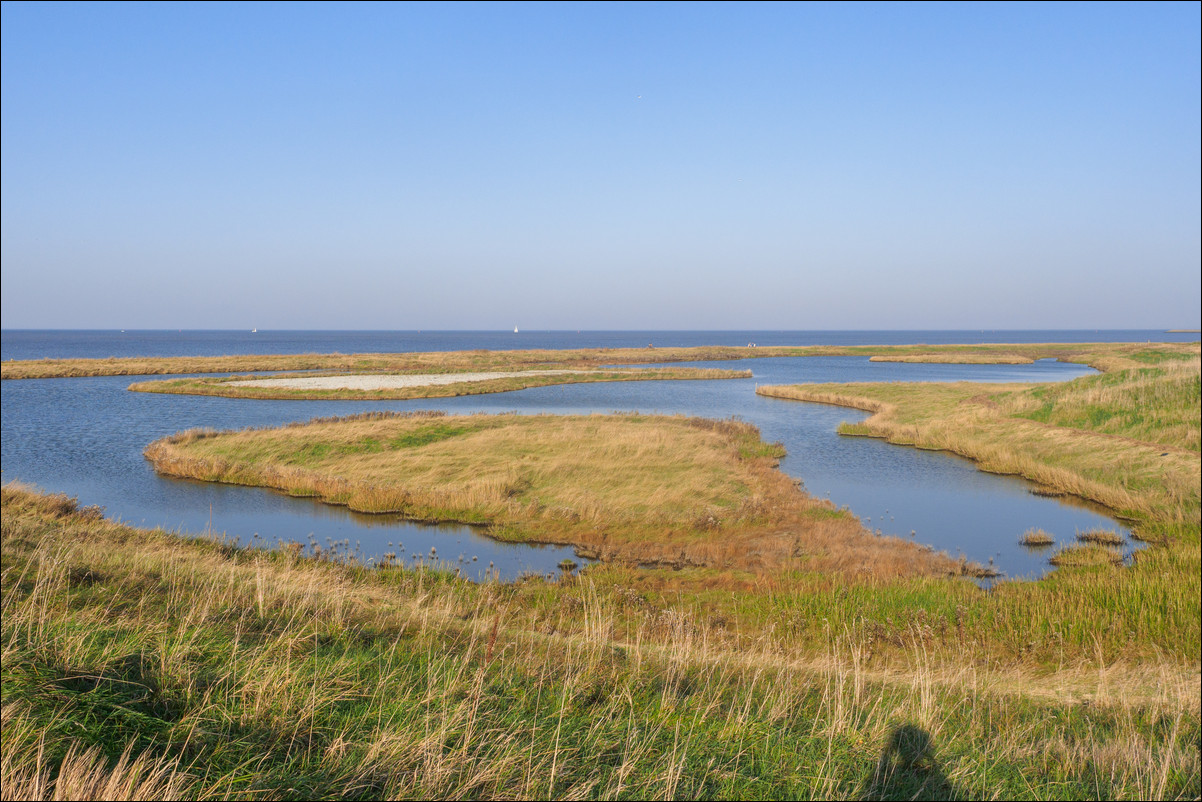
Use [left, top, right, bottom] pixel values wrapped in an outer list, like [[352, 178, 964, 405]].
[[1009, 362, 1200, 451], [3, 487, 1198, 800], [752, 357, 1200, 667]]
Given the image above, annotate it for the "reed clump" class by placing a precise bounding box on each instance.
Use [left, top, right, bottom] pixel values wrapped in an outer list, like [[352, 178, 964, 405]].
[[1019, 528, 1055, 546], [1048, 543, 1124, 568], [1077, 529, 1126, 546]]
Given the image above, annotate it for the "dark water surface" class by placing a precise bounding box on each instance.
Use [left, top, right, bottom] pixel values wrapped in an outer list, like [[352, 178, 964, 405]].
[[3, 330, 1171, 582]]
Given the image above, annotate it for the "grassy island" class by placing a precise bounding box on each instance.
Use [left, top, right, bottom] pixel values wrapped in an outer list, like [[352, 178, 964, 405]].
[[143, 411, 949, 575]]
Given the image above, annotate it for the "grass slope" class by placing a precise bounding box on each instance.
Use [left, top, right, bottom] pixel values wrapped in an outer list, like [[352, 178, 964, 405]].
[[3, 487, 1198, 800]]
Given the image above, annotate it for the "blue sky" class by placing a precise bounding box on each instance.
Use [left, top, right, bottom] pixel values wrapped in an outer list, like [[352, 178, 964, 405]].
[[2, 1, 1199, 330]]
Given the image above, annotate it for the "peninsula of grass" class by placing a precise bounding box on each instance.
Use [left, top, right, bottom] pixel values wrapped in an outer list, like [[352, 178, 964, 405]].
[[4, 339, 1196, 380], [127, 366, 750, 401], [756, 355, 1200, 525], [144, 411, 949, 575]]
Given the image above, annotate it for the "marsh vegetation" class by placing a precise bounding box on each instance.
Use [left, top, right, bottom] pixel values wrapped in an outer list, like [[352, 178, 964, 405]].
[[144, 411, 952, 576], [3, 485, 1198, 800], [3, 340, 1199, 799]]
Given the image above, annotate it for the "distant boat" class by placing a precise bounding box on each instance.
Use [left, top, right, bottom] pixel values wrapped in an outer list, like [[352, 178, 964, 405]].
[[514, 326, 519, 333], [251, 328, 257, 333]]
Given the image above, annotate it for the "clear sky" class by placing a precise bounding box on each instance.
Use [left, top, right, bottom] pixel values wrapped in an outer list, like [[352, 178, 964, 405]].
[[2, 1, 1199, 330]]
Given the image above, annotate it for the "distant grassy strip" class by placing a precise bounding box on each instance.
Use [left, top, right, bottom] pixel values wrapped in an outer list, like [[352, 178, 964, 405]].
[[126, 367, 751, 401], [143, 411, 953, 577], [4, 485, 1199, 800], [5, 340, 1197, 379]]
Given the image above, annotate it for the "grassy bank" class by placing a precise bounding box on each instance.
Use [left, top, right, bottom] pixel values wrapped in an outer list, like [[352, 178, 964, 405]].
[[143, 411, 949, 576], [756, 358, 1200, 526], [750, 356, 1200, 671], [127, 366, 750, 401], [3, 486, 1198, 800], [4, 340, 1195, 379]]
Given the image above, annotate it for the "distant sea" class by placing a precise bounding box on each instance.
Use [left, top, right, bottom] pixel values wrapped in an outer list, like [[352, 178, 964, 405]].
[[2, 329, 1196, 362]]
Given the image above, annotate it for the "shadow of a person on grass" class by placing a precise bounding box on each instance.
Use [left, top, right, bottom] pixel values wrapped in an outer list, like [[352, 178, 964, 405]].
[[860, 724, 962, 801]]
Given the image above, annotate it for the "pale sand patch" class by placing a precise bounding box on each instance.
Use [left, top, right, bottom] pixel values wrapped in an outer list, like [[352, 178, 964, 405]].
[[226, 370, 603, 391]]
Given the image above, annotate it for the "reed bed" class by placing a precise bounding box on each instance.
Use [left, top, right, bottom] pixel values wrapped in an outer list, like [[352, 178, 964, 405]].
[[1048, 544, 1125, 568], [3, 485, 1198, 800]]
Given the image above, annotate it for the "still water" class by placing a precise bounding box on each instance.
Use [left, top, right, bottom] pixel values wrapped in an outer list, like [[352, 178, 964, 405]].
[[2, 330, 1165, 582]]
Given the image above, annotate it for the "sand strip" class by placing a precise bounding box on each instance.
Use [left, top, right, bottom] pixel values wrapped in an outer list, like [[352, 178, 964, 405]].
[[225, 370, 603, 391]]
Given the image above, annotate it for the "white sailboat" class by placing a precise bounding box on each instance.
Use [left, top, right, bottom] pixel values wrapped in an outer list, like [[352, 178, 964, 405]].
[[514, 326, 519, 333], [251, 328, 257, 333]]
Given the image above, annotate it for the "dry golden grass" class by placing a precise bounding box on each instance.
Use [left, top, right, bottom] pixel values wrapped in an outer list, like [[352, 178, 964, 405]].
[[1077, 529, 1126, 546], [144, 411, 958, 577], [1048, 543, 1124, 568], [5, 340, 1196, 379], [2, 485, 1198, 800], [1019, 528, 1055, 546], [0, 724, 193, 802]]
